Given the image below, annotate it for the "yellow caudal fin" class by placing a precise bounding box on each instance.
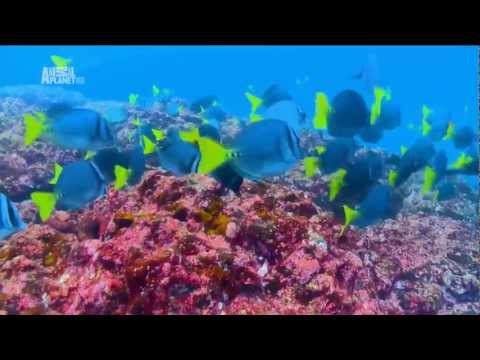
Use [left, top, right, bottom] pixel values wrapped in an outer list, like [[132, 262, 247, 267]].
[[114, 165, 132, 190], [450, 153, 474, 170], [31, 192, 57, 222], [421, 105, 432, 136], [50, 55, 72, 68], [249, 112, 263, 123], [152, 84, 160, 97], [370, 86, 386, 125], [245, 92, 263, 113], [49, 163, 63, 185], [442, 122, 455, 141], [329, 168, 347, 202], [303, 156, 320, 178], [340, 205, 360, 236], [129, 93, 139, 106], [179, 127, 200, 143], [315, 146, 327, 156], [400, 145, 408, 156], [388, 169, 398, 187], [422, 118, 432, 136], [422, 166, 437, 195], [313, 92, 330, 129], [132, 118, 141, 126], [142, 136, 156, 155], [84, 150, 96, 160], [152, 128, 166, 142], [23, 112, 46, 146], [197, 137, 232, 174]]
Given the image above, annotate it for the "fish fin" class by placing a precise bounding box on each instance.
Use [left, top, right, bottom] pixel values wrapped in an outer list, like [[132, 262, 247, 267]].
[[304, 157, 320, 178], [329, 169, 346, 202], [313, 92, 330, 129], [132, 118, 141, 126], [245, 92, 263, 113], [422, 166, 437, 194], [152, 128, 166, 142], [114, 165, 131, 190], [31, 192, 57, 222], [249, 113, 263, 123], [142, 136, 156, 155], [388, 169, 398, 187], [152, 85, 160, 97], [50, 55, 71, 67], [442, 122, 455, 141], [370, 86, 386, 125], [340, 205, 360, 236], [315, 146, 327, 156], [179, 128, 200, 143], [197, 137, 232, 174], [23, 112, 46, 146], [84, 150, 96, 160], [49, 163, 63, 185], [450, 153, 473, 170], [129, 93, 139, 106], [400, 145, 408, 156], [422, 105, 432, 122], [422, 119, 432, 136]]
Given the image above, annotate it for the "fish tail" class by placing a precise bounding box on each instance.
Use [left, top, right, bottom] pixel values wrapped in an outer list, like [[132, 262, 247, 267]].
[[114, 165, 131, 190], [303, 156, 320, 178], [142, 135, 156, 155], [422, 166, 437, 194], [245, 92, 263, 113], [23, 112, 46, 146], [340, 204, 360, 236], [31, 192, 57, 222], [313, 92, 329, 129], [197, 137, 232, 174], [49, 163, 63, 185]]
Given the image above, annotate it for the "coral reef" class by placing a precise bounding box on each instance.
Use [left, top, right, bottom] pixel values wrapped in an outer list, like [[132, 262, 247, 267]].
[[0, 97, 478, 315], [1, 171, 477, 314]]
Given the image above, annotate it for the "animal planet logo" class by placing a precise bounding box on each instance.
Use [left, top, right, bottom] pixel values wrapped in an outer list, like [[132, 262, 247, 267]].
[[41, 56, 85, 85]]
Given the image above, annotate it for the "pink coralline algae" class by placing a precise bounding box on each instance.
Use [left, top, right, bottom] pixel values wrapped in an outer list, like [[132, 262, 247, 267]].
[[0, 171, 415, 315]]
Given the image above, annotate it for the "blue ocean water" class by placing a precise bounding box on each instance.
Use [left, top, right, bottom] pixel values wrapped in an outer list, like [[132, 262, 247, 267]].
[[1, 45, 478, 187]]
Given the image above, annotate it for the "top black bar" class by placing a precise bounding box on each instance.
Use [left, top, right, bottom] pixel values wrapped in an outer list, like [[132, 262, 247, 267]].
[[0, 31, 478, 45]]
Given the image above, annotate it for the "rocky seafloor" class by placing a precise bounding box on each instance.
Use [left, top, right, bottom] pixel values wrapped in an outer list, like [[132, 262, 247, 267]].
[[0, 92, 478, 315]]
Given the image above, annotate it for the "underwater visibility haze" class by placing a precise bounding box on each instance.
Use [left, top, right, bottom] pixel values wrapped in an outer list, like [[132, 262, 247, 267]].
[[0, 45, 478, 315]]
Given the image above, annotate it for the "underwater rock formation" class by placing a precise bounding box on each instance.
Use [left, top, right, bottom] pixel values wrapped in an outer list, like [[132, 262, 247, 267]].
[[1, 170, 477, 314]]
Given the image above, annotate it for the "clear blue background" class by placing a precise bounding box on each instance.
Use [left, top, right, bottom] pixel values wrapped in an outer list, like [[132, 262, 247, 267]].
[[1, 45, 477, 186]]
